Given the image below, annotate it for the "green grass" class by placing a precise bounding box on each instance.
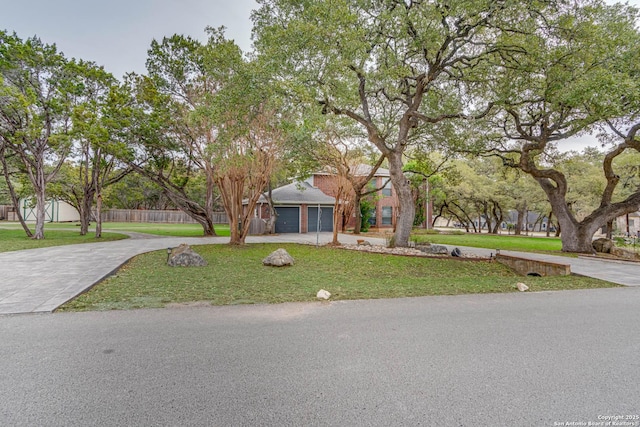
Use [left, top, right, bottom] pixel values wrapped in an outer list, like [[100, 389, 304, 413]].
[[411, 230, 564, 253], [59, 243, 617, 311], [99, 222, 230, 237], [0, 228, 128, 253], [0, 221, 230, 237]]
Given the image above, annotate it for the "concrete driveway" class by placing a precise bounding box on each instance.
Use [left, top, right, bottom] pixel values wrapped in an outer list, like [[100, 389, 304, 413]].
[[0, 233, 386, 315]]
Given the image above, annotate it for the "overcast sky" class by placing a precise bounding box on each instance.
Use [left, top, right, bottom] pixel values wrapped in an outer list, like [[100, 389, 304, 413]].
[[0, 0, 257, 79], [1, 0, 637, 152]]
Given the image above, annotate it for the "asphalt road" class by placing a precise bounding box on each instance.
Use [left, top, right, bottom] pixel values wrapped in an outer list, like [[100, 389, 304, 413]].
[[2, 288, 639, 426]]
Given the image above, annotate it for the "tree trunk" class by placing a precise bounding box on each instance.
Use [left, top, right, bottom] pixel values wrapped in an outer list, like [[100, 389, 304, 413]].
[[550, 198, 602, 253], [164, 191, 216, 236], [222, 179, 243, 245], [33, 184, 46, 240], [31, 159, 48, 240], [542, 176, 640, 252], [0, 148, 32, 237], [332, 201, 342, 245], [450, 201, 476, 233], [491, 201, 503, 234], [79, 188, 94, 236], [605, 219, 613, 239], [205, 164, 215, 225], [546, 210, 553, 237], [353, 191, 363, 235], [388, 151, 414, 247], [264, 184, 277, 234], [554, 220, 600, 253], [95, 193, 103, 238], [515, 203, 526, 236]]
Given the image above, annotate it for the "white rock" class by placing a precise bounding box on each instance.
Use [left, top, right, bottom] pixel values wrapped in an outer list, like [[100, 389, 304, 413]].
[[316, 289, 331, 300], [516, 282, 529, 292]]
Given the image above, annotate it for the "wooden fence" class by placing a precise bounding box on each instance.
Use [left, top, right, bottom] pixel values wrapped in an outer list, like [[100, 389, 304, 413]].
[[100, 209, 228, 224], [0, 205, 13, 220]]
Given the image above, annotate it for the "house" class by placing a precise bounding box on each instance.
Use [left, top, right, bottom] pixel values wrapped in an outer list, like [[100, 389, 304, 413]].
[[255, 165, 399, 234], [311, 165, 398, 230], [501, 211, 551, 233], [256, 182, 336, 233]]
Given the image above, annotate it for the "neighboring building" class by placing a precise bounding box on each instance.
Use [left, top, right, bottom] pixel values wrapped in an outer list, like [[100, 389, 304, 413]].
[[615, 211, 640, 236], [500, 210, 551, 233], [16, 199, 80, 223], [255, 165, 400, 234]]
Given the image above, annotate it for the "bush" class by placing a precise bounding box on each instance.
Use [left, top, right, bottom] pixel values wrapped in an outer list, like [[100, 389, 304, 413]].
[[360, 199, 375, 232]]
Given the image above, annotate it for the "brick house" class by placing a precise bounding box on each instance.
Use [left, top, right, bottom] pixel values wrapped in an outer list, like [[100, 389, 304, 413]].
[[255, 165, 399, 233], [310, 165, 398, 231]]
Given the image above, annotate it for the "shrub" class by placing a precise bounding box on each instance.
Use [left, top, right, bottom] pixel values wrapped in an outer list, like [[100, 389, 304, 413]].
[[360, 199, 375, 232]]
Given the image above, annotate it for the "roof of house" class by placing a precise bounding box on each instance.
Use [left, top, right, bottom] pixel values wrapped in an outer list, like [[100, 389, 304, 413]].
[[313, 164, 390, 177], [258, 181, 336, 205]]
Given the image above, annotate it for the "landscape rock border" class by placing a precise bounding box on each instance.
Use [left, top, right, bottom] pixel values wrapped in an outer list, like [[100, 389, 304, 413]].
[[340, 244, 485, 259]]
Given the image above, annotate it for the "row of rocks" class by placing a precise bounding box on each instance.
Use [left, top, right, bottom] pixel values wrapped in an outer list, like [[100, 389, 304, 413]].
[[166, 242, 482, 270], [345, 243, 480, 258]]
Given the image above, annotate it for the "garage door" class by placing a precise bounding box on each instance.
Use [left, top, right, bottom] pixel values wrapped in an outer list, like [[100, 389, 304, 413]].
[[308, 206, 333, 232], [275, 207, 300, 233]]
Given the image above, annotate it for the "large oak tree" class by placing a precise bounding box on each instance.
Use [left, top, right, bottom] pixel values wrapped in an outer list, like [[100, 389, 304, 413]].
[[487, 0, 640, 252], [252, 0, 522, 246]]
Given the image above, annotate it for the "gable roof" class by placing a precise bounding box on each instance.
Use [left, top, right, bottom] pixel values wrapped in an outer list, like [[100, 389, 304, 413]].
[[258, 181, 336, 205]]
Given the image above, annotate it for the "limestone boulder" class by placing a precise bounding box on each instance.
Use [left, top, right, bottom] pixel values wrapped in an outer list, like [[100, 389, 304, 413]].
[[592, 238, 614, 254], [516, 282, 529, 292], [316, 289, 331, 300], [263, 248, 295, 267], [167, 244, 207, 267]]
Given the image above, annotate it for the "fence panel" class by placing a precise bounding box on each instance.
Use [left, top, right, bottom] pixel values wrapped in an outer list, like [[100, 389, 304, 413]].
[[101, 209, 228, 224], [0, 205, 13, 220]]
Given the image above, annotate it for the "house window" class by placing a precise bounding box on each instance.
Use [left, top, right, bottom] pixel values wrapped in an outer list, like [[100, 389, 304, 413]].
[[381, 206, 393, 225], [381, 180, 392, 197]]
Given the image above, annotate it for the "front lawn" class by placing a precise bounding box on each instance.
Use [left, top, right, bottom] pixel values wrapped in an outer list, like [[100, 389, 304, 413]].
[[99, 222, 230, 237], [59, 243, 617, 311], [0, 228, 128, 253]]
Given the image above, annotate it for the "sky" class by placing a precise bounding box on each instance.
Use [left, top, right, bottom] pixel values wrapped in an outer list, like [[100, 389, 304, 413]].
[[0, 0, 257, 79], [1, 0, 638, 152]]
